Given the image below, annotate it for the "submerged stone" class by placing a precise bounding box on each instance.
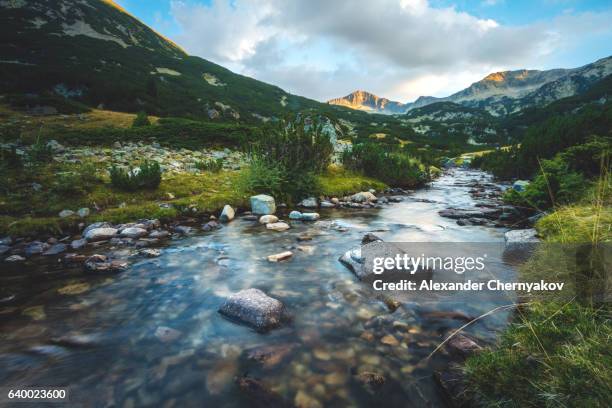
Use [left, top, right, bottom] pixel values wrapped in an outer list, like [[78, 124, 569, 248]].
[[266, 222, 290, 232], [218, 288, 286, 331]]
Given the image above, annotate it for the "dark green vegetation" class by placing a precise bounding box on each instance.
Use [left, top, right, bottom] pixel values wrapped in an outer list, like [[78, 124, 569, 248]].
[[240, 116, 334, 202], [110, 161, 162, 191], [132, 111, 151, 128], [464, 159, 612, 407], [342, 143, 428, 187], [464, 301, 611, 407]]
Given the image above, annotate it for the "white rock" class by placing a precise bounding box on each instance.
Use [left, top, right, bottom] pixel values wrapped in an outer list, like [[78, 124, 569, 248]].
[[84, 227, 118, 241], [219, 205, 235, 222], [258, 215, 279, 224], [120, 227, 148, 239], [266, 222, 290, 232], [267, 251, 293, 262], [77, 208, 90, 218], [351, 191, 377, 203], [250, 195, 276, 215]]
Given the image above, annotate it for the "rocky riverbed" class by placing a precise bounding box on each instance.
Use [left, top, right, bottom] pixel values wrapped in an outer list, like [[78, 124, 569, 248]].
[[0, 168, 537, 407]]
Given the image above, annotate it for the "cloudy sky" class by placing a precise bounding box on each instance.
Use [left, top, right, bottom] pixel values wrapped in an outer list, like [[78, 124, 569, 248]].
[[116, 0, 612, 102]]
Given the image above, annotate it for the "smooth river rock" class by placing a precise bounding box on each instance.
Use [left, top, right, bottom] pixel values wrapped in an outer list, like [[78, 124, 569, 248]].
[[85, 227, 118, 241], [266, 222, 290, 232], [250, 195, 276, 215], [298, 197, 318, 208], [219, 205, 235, 222], [218, 288, 287, 331], [258, 215, 279, 224]]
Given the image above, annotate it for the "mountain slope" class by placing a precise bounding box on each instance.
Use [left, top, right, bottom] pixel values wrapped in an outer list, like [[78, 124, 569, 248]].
[[328, 90, 406, 114], [0, 0, 357, 122]]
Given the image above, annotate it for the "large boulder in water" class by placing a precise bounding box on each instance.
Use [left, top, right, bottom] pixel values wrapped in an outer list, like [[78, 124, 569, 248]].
[[219, 288, 287, 331], [503, 228, 540, 264], [250, 195, 276, 215]]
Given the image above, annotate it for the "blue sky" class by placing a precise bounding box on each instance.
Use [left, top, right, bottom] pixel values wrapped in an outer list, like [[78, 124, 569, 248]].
[[115, 0, 612, 102]]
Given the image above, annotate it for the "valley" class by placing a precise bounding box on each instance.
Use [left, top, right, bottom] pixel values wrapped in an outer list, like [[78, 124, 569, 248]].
[[0, 1, 610, 407]]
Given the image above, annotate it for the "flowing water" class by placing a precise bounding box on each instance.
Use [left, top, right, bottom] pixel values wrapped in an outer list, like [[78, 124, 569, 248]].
[[0, 169, 519, 407]]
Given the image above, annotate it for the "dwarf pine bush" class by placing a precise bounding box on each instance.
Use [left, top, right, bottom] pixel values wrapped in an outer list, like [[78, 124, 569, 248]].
[[110, 161, 161, 191]]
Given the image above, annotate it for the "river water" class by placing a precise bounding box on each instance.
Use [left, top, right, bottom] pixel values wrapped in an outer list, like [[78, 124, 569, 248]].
[[0, 169, 518, 407]]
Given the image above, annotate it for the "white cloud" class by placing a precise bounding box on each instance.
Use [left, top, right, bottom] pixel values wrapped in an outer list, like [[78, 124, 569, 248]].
[[167, 0, 612, 102]]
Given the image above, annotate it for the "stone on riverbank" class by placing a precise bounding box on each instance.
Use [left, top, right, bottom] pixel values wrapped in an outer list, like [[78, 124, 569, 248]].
[[70, 238, 88, 249], [351, 191, 377, 203], [512, 180, 530, 192], [289, 211, 302, 220], [84, 255, 128, 273], [250, 195, 276, 215], [202, 221, 221, 232], [120, 227, 148, 239], [218, 288, 287, 331], [258, 215, 279, 224], [85, 227, 118, 241], [219, 205, 235, 222], [298, 197, 318, 208], [25, 241, 47, 257], [43, 243, 67, 256], [446, 333, 482, 357], [77, 208, 90, 218]]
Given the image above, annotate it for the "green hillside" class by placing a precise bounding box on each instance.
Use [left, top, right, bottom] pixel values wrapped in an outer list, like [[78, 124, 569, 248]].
[[0, 0, 364, 122]]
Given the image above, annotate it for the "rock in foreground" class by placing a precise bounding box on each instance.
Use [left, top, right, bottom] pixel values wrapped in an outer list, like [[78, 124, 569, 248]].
[[219, 288, 286, 331]]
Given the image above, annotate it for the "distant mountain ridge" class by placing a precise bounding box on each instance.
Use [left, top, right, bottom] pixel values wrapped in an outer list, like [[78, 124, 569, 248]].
[[328, 56, 612, 116], [327, 90, 406, 114]]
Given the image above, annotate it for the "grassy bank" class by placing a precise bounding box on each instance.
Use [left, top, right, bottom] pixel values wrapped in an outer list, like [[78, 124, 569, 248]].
[[463, 178, 611, 407], [0, 167, 386, 238]]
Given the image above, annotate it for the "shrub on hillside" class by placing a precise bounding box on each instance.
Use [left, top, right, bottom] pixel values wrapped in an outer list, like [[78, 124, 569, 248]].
[[132, 111, 151, 128], [195, 158, 223, 173], [28, 136, 54, 164], [110, 161, 161, 191], [342, 143, 427, 187], [51, 162, 101, 197], [239, 155, 286, 200], [504, 156, 586, 210], [559, 137, 611, 178], [242, 115, 334, 201]]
